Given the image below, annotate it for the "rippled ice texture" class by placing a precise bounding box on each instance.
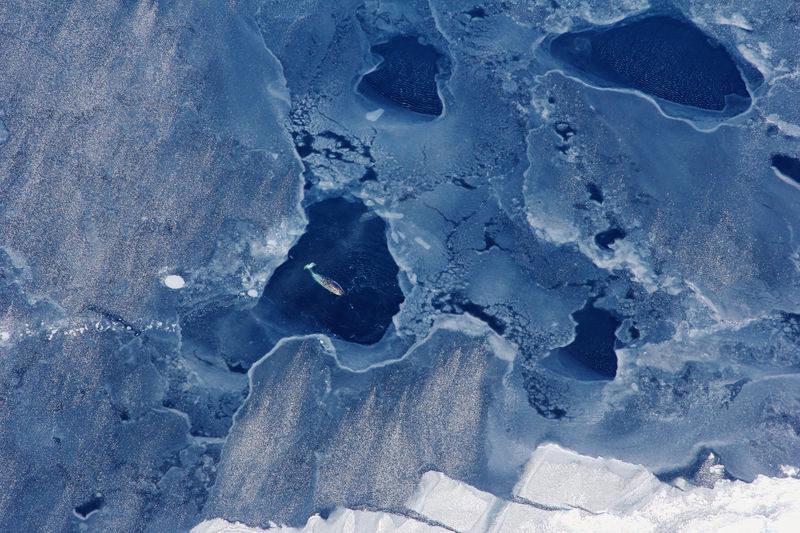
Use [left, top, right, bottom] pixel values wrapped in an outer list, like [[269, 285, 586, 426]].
[[1, 0, 800, 531]]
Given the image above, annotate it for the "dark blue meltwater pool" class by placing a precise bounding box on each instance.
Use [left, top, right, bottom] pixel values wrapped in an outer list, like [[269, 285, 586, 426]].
[[542, 299, 621, 381], [358, 35, 444, 116], [550, 15, 758, 115], [258, 198, 404, 345]]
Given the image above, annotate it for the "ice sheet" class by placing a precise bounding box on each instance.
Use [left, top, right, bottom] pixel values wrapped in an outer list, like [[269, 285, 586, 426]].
[[195, 444, 800, 533]]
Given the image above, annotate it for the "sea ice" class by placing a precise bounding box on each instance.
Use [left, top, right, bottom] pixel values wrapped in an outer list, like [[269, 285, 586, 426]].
[[4, 0, 800, 531], [194, 444, 800, 533]]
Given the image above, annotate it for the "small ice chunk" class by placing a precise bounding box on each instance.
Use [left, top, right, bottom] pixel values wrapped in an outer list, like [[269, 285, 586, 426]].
[[0, 331, 10, 341], [365, 108, 384, 121], [247, 289, 259, 298], [164, 275, 186, 289]]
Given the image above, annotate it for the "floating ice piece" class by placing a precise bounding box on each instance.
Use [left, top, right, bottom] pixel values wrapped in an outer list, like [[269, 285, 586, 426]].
[[163, 274, 186, 289], [247, 289, 259, 298], [414, 237, 431, 250]]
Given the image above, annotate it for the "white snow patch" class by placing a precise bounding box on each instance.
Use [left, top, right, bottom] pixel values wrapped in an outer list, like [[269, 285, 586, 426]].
[[164, 274, 186, 289], [413, 236, 431, 250], [365, 108, 384, 121], [781, 465, 799, 477], [530, 95, 552, 121], [587, 239, 662, 293], [525, 211, 580, 245], [714, 13, 753, 31], [247, 289, 259, 298], [377, 211, 404, 220], [737, 43, 772, 79], [576, 0, 650, 26], [191, 518, 271, 532], [766, 114, 800, 137], [0, 331, 9, 341]]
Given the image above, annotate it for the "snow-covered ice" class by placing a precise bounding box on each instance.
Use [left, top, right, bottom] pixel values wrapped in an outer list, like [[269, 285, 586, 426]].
[[193, 444, 800, 533]]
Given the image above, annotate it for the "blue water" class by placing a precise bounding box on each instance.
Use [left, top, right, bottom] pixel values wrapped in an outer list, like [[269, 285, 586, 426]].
[[74, 495, 104, 519], [550, 15, 753, 112], [179, 197, 404, 377], [555, 299, 620, 380], [258, 198, 404, 345], [772, 154, 800, 183], [358, 36, 444, 116], [594, 227, 625, 251]]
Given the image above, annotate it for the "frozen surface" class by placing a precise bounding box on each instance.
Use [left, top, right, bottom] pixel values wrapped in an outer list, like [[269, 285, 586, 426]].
[[3, 0, 800, 531], [193, 444, 800, 533], [203, 323, 507, 526]]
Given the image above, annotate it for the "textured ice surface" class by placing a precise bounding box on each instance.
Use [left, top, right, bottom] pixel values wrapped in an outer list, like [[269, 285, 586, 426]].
[[203, 322, 507, 526], [193, 444, 800, 533], [3, 0, 800, 531]]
